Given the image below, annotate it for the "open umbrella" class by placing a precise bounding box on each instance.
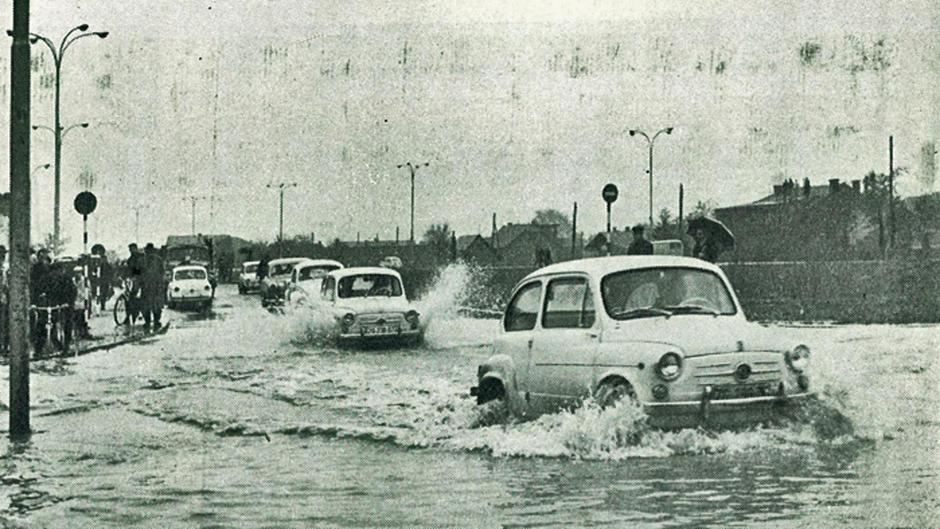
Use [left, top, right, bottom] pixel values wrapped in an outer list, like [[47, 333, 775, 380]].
[[686, 215, 735, 250]]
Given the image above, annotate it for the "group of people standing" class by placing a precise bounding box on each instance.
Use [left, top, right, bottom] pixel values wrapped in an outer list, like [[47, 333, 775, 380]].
[[624, 224, 723, 262], [124, 242, 165, 329]]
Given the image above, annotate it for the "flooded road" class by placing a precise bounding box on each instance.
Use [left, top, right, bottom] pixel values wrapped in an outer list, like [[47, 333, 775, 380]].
[[1, 275, 938, 528]]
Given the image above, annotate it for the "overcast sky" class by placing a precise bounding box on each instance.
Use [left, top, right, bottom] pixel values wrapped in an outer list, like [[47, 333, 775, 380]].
[[1, 0, 936, 254]]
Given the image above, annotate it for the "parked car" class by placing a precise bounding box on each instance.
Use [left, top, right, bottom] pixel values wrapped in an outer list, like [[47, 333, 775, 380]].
[[238, 260, 260, 294], [285, 259, 344, 306], [261, 257, 308, 307], [167, 265, 214, 310], [319, 267, 422, 344], [470, 256, 812, 430]]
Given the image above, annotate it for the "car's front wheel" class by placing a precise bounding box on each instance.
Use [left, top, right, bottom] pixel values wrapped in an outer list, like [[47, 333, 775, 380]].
[[595, 378, 636, 409]]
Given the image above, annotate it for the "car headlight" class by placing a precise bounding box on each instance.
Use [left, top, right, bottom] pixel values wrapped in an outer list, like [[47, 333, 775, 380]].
[[656, 352, 683, 381], [204, 285, 211, 291], [341, 313, 356, 329], [405, 310, 419, 329], [173, 287, 180, 292], [786, 345, 811, 372]]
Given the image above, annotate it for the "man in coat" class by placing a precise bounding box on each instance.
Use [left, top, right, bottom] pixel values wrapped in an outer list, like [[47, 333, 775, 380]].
[[627, 225, 654, 255], [140, 243, 165, 330]]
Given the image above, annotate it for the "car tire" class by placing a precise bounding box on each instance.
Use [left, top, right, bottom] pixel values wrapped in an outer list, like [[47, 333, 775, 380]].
[[595, 379, 636, 409], [238, 285, 245, 294]]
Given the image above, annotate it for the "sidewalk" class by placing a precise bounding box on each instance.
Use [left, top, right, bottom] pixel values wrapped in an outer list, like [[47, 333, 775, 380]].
[[0, 305, 168, 364]]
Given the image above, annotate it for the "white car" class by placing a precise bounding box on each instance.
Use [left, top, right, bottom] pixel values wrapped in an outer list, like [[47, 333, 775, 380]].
[[167, 265, 214, 310], [319, 267, 422, 344], [285, 259, 344, 306], [238, 260, 260, 294], [470, 256, 813, 430], [261, 257, 308, 307]]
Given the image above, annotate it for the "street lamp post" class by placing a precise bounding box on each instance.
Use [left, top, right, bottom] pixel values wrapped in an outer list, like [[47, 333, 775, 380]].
[[27, 24, 108, 249], [628, 127, 674, 228], [396, 161, 429, 243]]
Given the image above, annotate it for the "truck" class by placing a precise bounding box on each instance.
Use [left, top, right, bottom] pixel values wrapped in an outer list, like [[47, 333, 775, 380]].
[[164, 235, 216, 286]]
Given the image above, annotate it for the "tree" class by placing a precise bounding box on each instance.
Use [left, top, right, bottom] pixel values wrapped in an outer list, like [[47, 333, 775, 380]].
[[423, 223, 452, 258], [691, 199, 717, 218], [652, 208, 679, 240], [531, 209, 572, 240], [38, 232, 68, 256]]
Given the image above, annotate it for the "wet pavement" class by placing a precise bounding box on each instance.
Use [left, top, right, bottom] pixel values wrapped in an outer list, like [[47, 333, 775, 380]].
[[0, 273, 937, 528]]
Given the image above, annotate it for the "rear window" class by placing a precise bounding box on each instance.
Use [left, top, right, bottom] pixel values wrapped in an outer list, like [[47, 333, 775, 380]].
[[298, 265, 340, 281], [243, 264, 257, 273], [175, 268, 207, 280]]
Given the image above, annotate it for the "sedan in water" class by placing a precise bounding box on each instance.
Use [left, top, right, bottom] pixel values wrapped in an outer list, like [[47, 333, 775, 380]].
[[261, 257, 309, 307], [167, 265, 214, 311], [470, 256, 812, 430], [238, 260, 260, 294], [319, 267, 422, 345]]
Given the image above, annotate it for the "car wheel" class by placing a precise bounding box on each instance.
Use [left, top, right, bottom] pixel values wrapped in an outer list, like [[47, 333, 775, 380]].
[[238, 285, 245, 294], [595, 379, 636, 409]]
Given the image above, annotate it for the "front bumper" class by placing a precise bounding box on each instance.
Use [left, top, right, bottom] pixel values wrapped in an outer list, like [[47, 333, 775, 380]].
[[170, 294, 212, 303], [643, 391, 814, 430]]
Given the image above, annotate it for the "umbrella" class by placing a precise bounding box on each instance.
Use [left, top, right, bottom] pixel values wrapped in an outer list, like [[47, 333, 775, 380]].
[[686, 215, 735, 249]]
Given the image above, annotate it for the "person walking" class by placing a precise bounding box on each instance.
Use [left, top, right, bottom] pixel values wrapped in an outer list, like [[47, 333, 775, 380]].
[[140, 243, 165, 330], [627, 225, 654, 255], [692, 227, 721, 263]]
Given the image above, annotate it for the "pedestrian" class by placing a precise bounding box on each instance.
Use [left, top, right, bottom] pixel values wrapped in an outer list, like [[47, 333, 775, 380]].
[[692, 227, 721, 263], [47, 261, 78, 352], [140, 243, 165, 330], [627, 225, 654, 255], [125, 243, 144, 323], [30, 248, 54, 353], [91, 244, 114, 311], [256, 255, 269, 282]]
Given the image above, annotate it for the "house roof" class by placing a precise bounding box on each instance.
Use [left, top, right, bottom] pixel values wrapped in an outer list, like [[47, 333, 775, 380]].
[[495, 223, 557, 247], [457, 234, 482, 252]]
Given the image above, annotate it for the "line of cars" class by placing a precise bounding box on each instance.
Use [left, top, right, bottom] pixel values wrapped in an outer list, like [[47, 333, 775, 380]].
[[238, 253, 814, 430], [238, 257, 423, 345]]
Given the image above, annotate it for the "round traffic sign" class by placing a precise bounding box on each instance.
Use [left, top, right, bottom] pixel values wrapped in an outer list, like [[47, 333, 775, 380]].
[[74, 191, 97, 215], [602, 183, 619, 204]]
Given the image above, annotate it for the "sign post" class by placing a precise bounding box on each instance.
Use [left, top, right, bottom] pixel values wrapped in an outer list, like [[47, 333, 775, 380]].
[[602, 184, 619, 256], [73, 191, 97, 254]]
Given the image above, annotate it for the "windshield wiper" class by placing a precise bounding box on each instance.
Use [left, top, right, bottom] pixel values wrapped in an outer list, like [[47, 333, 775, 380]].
[[663, 304, 720, 316], [612, 306, 672, 320]]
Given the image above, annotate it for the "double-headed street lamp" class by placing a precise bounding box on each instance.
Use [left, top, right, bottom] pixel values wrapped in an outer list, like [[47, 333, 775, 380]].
[[628, 126, 674, 228], [267, 182, 298, 244], [27, 24, 108, 249], [396, 161, 430, 243]]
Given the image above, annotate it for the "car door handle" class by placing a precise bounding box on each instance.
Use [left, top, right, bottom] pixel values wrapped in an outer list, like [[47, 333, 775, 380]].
[[527, 339, 533, 349]]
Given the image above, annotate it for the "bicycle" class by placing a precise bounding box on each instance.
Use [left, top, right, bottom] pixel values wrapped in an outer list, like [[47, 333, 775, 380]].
[[30, 303, 70, 356], [113, 277, 142, 326]]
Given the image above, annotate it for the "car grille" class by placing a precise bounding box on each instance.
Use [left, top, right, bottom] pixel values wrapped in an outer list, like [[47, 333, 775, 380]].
[[691, 355, 783, 400], [356, 313, 405, 325]]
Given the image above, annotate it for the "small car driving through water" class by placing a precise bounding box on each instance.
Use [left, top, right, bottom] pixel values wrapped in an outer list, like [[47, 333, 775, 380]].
[[285, 259, 344, 306], [166, 265, 214, 311], [319, 267, 422, 344], [261, 257, 308, 307], [470, 256, 812, 430]]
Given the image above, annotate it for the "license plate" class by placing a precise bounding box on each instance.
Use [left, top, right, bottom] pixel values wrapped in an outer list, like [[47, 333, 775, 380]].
[[364, 325, 394, 335], [712, 383, 772, 400]]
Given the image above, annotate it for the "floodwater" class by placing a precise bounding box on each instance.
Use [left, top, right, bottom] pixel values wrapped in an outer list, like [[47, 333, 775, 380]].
[[0, 266, 937, 528]]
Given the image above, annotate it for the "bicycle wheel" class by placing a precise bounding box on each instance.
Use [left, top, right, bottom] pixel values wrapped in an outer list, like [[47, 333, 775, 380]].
[[113, 295, 128, 325]]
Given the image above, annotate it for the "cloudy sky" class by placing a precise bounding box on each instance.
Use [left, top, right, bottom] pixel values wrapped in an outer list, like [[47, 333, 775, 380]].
[[1, 0, 936, 254]]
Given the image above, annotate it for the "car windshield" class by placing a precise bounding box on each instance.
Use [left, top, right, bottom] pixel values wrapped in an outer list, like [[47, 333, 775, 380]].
[[298, 265, 339, 281], [243, 264, 257, 273], [337, 274, 403, 298], [601, 267, 736, 320], [175, 269, 207, 280]]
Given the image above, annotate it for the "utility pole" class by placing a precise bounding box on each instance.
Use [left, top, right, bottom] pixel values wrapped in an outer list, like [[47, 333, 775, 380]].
[[130, 203, 146, 243], [183, 195, 205, 235], [9, 0, 32, 439], [888, 135, 895, 249], [571, 202, 578, 258], [267, 182, 297, 243], [678, 183, 684, 242], [396, 161, 429, 243]]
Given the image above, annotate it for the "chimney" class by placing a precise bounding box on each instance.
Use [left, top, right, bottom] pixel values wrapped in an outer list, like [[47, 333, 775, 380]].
[[803, 178, 811, 197], [851, 180, 861, 193], [828, 178, 840, 194]]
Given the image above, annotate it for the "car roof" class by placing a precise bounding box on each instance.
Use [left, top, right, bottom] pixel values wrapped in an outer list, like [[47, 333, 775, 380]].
[[521, 255, 723, 282], [295, 259, 344, 270], [172, 265, 207, 272], [328, 266, 403, 279], [268, 257, 307, 266], [242, 260, 259, 266]]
